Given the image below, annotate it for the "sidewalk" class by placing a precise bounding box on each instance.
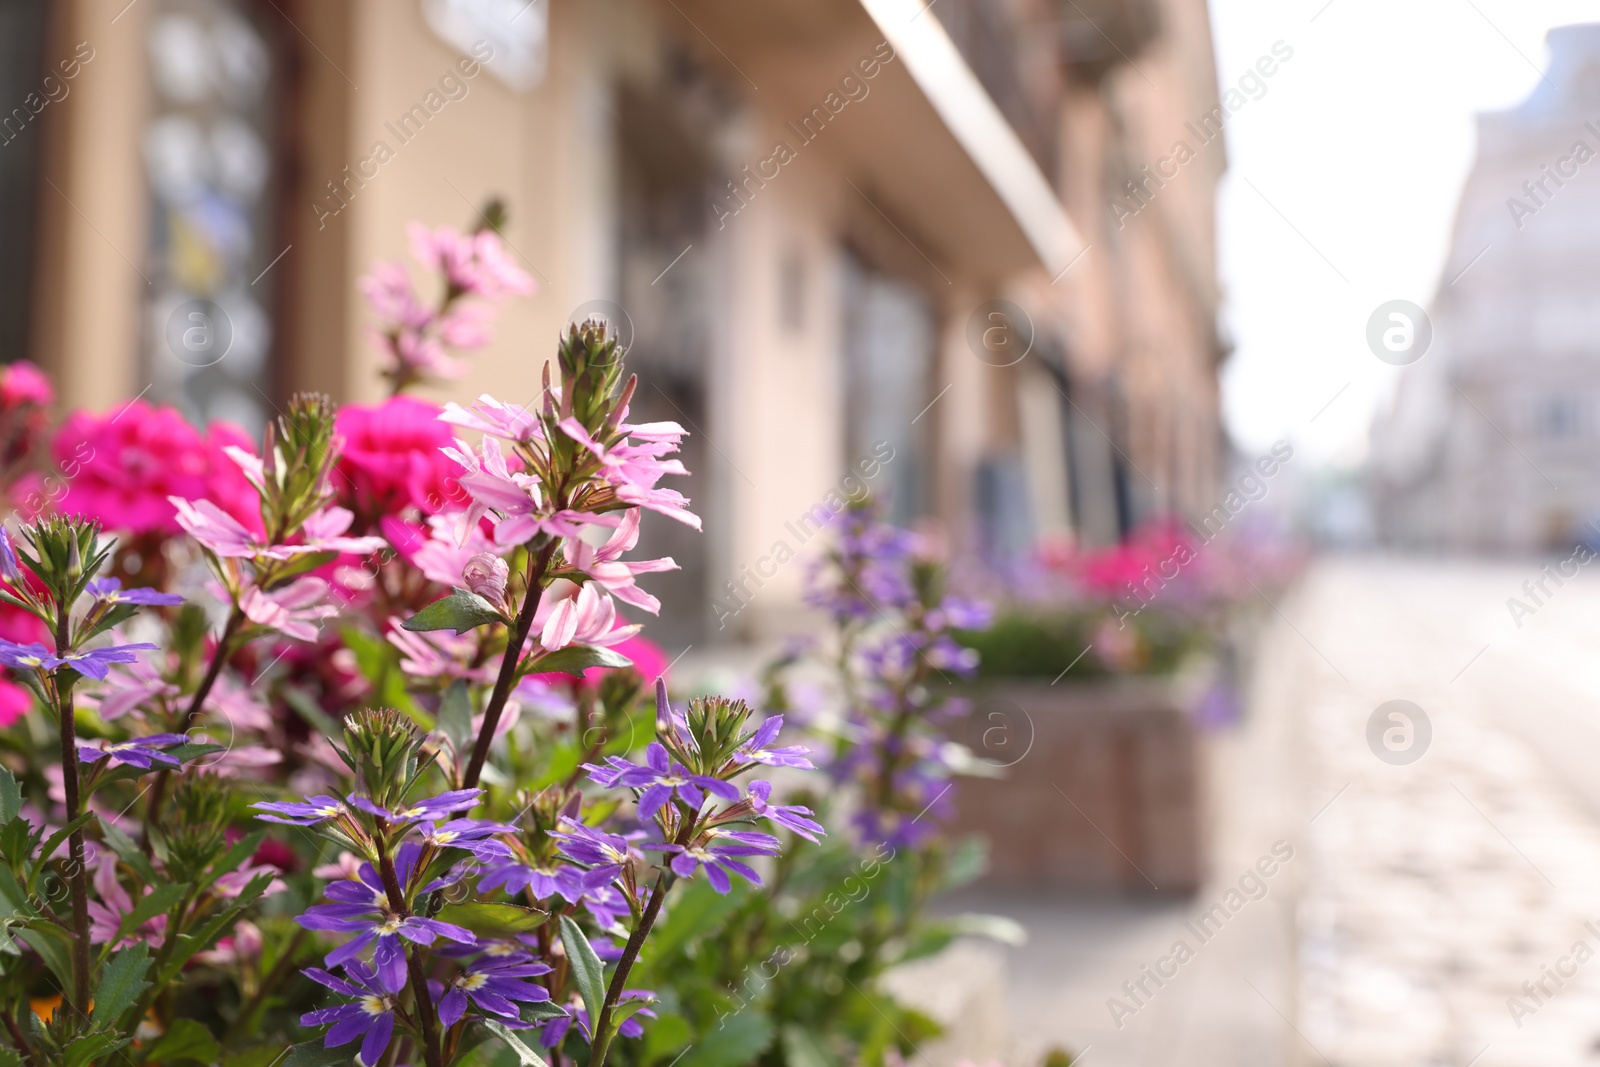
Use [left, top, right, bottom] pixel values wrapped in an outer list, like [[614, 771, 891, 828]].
[[912, 556, 1600, 1066]]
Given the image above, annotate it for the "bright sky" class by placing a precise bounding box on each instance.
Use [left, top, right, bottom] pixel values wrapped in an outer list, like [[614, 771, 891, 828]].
[[1209, 0, 1600, 468]]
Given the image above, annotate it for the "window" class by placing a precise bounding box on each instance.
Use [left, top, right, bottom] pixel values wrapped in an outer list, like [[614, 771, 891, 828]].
[[141, 0, 280, 434]]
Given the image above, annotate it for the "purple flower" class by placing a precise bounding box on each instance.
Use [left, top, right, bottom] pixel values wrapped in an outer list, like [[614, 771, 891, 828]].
[[550, 819, 634, 887], [747, 780, 825, 842], [85, 577, 184, 607], [348, 788, 483, 825], [299, 858, 477, 993], [0, 528, 20, 583], [734, 716, 813, 770], [55, 643, 160, 681], [252, 794, 350, 826], [322, 843, 465, 911], [582, 883, 628, 928], [301, 962, 398, 1066], [654, 831, 779, 894], [437, 952, 553, 1029], [598, 743, 740, 818], [478, 860, 588, 904], [421, 818, 516, 861], [77, 732, 190, 770], [541, 991, 655, 1048], [0, 640, 57, 673]]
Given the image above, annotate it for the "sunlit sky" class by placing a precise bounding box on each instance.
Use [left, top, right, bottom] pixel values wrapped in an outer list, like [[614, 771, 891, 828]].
[[1209, 0, 1600, 468]]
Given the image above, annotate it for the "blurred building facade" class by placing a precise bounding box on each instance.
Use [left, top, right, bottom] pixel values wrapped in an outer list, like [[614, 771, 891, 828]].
[[1373, 25, 1600, 553], [11, 0, 1227, 641]]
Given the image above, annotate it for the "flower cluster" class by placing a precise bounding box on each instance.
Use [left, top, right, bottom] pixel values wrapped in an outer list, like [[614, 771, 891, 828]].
[[0, 224, 828, 1067], [362, 208, 536, 394]]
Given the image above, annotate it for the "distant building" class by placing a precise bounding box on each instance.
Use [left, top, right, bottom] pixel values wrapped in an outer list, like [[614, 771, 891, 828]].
[[1373, 25, 1600, 552], [10, 0, 1226, 642]]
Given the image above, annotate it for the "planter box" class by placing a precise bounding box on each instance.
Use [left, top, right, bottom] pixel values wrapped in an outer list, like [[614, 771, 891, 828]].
[[949, 673, 1212, 894]]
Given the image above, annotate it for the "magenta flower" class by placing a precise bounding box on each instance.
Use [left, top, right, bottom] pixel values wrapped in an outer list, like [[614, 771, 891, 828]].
[[564, 507, 676, 614], [532, 580, 638, 653], [301, 962, 399, 1065], [747, 780, 825, 842], [77, 732, 190, 770], [240, 577, 337, 643]]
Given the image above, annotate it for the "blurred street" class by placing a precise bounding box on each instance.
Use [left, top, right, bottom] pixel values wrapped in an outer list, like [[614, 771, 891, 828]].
[[930, 558, 1600, 1066]]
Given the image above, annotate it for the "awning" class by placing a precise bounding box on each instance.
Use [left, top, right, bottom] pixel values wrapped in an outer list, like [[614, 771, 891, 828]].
[[650, 0, 1087, 280]]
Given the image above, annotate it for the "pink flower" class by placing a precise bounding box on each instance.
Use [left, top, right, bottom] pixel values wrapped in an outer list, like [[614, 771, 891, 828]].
[[439, 395, 542, 444], [558, 416, 700, 529], [56, 402, 211, 535], [532, 579, 639, 652], [386, 620, 490, 682], [0, 361, 53, 410], [336, 397, 465, 521], [89, 854, 167, 948], [406, 222, 535, 298], [444, 437, 605, 546], [382, 513, 487, 586], [358, 261, 432, 329], [565, 508, 676, 614], [463, 552, 508, 602], [172, 497, 277, 558], [0, 678, 29, 728], [294, 506, 389, 557], [240, 577, 339, 642]]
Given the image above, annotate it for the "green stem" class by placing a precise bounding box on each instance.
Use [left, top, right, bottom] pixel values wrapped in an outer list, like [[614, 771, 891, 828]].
[[50, 599, 91, 1023], [461, 540, 558, 790], [376, 840, 444, 1067]]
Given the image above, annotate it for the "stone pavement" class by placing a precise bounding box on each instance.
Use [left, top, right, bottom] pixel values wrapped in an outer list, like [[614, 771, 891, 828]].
[[908, 557, 1600, 1066]]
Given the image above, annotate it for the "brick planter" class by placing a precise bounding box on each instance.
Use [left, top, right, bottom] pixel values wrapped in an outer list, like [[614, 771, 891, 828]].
[[949, 674, 1212, 894]]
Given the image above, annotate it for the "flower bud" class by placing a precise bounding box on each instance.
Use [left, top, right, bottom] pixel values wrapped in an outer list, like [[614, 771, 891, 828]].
[[0, 528, 20, 584], [462, 552, 508, 603], [341, 707, 423, 810]]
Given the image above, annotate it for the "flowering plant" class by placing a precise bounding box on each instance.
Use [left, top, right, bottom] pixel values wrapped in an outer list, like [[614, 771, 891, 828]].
[[0, 225, 824, 1067], [612, 502, 1008, 1066]]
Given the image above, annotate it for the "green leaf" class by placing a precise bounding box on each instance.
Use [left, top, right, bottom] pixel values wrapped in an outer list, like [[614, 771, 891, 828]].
[[104, 882, 189, 963], [63, 1034, 127, 1067], [781, 1025, 839, 1067], [208, 830, 266, 881], [82, 602, 140, 643], [482, 1019, 552, 1067], [37, 812, 94, 866], [403, 590, 505, 634], [558, 914, 607, 1031], [145, 1018, 223, 1063], [0, 1046, 22, 1067], [438, 680, 475, 752], [283, 1042, 357, 1067], [521, 644, 632, 678], [97, 819, 159, 885], [0, 768, 20, 825], [262, 550, 339, 589], [93, 942, 151, 1028], [437, 901, 548, 938], [154, 873, 273, 986], [12, 920, 73, 992], [519, 999, 570, 1024], [680, 1011, 775, 1067]]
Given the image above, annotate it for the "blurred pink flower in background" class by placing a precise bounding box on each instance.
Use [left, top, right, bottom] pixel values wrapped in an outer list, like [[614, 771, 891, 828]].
[[53, 401, 261, 537], [335, 396, 464, 522]]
